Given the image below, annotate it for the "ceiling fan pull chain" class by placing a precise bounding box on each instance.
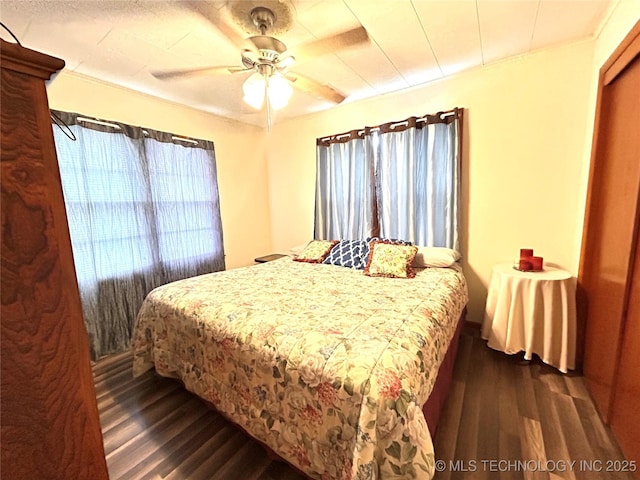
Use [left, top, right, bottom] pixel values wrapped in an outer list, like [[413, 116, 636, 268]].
[[265, 73, 272, 132]]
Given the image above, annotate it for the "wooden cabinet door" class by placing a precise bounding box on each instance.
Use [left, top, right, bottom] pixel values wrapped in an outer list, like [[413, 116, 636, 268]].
[[0, 39, 109, 480]]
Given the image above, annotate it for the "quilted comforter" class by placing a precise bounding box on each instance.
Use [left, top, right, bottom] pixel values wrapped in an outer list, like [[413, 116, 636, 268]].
[[132, 257, 468, 480]]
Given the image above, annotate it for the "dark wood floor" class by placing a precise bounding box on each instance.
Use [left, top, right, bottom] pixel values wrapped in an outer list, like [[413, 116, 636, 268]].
[[93, 330, 633, 480]]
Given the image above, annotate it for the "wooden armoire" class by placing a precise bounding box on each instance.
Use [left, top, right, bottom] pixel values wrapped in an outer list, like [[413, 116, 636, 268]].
[[579, 20, 640, 471], [0, 39, 109, 478]]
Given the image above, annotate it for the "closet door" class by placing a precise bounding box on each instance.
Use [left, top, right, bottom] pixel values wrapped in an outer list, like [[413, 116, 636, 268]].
[[0, 39, 109, 479], [578, 21, 640, 469]]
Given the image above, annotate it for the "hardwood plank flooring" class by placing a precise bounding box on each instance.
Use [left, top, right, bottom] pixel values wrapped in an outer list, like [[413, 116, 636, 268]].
[[431, 332, 633, 480], [94, 331, 632, 480]]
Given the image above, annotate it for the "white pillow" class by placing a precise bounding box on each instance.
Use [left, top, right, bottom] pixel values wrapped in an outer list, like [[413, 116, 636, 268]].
[[412, 246, 461, 267]]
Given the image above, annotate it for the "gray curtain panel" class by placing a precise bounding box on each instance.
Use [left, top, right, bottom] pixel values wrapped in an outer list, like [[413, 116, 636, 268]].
[[315, 133, 376, 240], [52, 110, 225, 360], [376, 118, 460, 250]]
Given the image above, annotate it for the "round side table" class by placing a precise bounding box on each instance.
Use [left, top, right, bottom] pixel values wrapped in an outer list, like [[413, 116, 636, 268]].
[[481, 263, 577, 373]]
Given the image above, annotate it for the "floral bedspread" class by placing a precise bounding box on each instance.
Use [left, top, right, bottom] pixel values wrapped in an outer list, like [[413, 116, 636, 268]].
[[132, 257, 468, 480]]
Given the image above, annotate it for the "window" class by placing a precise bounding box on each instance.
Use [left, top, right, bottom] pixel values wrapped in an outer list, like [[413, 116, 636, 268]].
[[52, 111, 225, 359], [315, 109, 461, 249]]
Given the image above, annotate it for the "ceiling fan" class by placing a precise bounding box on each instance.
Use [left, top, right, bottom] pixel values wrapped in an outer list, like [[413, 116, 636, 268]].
[[151, 0, 370, 128]]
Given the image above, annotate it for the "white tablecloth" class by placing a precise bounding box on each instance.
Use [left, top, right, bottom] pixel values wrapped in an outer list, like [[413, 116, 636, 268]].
[[481, 263, 577, 373]]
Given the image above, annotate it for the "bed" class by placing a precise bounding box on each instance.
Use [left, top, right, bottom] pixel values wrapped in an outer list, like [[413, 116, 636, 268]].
[[132, 254, 468, 480]]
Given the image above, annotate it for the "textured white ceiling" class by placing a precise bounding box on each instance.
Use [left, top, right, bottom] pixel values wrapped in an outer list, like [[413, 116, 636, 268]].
[[0, 0, 617, 128]]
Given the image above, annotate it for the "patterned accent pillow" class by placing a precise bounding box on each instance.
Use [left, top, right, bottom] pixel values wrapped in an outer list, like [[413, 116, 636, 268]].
[[322, 240, 369, 269], [364, 241, 419, 278], [293, 240, 338, 263]]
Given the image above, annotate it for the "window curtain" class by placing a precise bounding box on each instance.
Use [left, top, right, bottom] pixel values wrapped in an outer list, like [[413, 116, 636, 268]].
[[52, 110, 225, 360], [314, 131, 376, 240], [376, 114, 460, 249], [315, 108, 461, 249]]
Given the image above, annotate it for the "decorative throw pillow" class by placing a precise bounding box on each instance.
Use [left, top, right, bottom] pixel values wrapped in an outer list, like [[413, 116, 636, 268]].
[[413, 246, 461, 268], [293, 240, 338, 263], [322, 239, 369, 269], [364, 241, 419, 278]]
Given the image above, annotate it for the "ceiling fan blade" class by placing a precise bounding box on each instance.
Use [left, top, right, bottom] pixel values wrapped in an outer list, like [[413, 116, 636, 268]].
[[295, 26, 369, 63], [285, 72, 346, 104], [228, 66, 254, 74], [152, 65, 250, 80]]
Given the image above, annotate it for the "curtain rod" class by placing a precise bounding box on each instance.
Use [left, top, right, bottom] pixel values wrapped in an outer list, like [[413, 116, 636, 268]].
[[76, 118, 198, 145], [318, 107, 461, 146], [78, 117, 121, 129], [172, 136, 199, 145], [52, 109, 214, 150]]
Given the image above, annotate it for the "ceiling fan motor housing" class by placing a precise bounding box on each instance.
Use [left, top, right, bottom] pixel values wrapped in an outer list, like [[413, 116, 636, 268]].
[[258, 49, 279, 63], [251, 7, 275, 34], [228, 1, 295, 36], [244, 35, 288, 67]]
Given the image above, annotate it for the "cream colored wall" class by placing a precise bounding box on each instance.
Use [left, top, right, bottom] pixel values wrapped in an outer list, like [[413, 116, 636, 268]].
[[47, 71, 271, 269], [593, 2, 640, 66], [266, 40, 596, 323]]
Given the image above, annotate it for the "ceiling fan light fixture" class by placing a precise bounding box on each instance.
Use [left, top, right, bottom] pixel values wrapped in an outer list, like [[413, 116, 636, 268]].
[[242, 71, 292, 112], [242, 72, 265, 109], [267, 73, 293, 110]]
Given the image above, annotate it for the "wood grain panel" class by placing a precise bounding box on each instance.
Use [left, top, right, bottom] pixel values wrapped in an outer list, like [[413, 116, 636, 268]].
[[0, 39, 108, 480], [520, 417, 547, 480], [532, 382, 575, 480]]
